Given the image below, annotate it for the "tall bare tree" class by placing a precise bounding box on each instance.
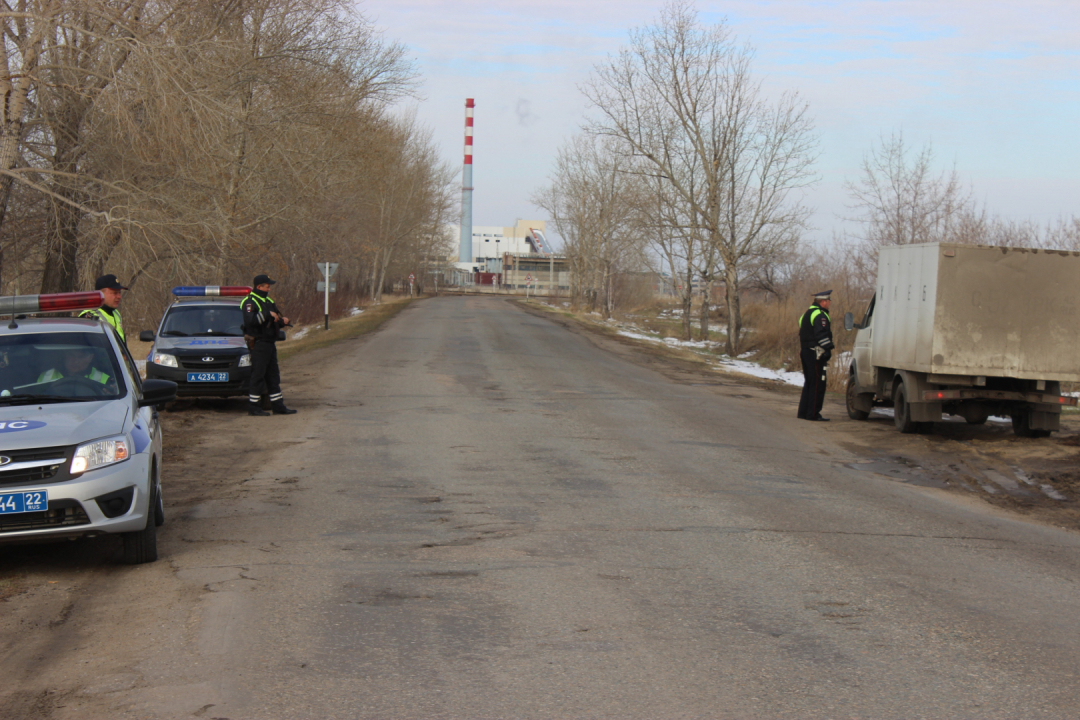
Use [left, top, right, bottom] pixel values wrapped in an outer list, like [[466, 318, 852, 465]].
[[583, 0, 816, 354]]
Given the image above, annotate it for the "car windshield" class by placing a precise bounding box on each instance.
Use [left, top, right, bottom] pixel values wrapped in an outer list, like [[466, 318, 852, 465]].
[[159, 304, 244, 337], [0, 331, 126, 403]]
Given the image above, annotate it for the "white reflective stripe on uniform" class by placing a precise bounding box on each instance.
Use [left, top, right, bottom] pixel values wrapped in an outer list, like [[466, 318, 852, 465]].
[[269, 393, 283, 401], [249, 394, 261, 403], [37, 367, 109, 384]]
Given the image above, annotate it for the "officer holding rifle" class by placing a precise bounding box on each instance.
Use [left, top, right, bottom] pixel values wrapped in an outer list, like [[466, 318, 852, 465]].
[[242, 274, 297, 416]]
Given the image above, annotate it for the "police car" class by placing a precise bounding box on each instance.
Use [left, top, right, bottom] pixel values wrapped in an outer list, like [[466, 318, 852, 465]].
[[0, 291, 176, 563], [142, 286, 254, 398]]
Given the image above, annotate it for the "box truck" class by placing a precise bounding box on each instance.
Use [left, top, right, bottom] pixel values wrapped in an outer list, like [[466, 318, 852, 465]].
[[845, 243, 1079, 436]]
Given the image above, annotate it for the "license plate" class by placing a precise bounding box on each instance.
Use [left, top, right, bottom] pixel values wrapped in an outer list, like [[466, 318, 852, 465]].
[[0, 489, 48, 515], [187, 372, 229, 382]]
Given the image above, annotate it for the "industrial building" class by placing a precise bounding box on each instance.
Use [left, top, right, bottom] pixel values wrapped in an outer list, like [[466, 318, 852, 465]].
[[447, 220, 569, 293]]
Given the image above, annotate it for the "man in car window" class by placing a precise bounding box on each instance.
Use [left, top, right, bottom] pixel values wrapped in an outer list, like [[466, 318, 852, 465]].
[[38, 347, 113, 389]]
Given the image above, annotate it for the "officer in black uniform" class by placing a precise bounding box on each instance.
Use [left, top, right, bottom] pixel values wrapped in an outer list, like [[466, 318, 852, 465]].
[[242, 274, 297, 416], [798, 289, 835, 421], [80, 274, 128, 344]]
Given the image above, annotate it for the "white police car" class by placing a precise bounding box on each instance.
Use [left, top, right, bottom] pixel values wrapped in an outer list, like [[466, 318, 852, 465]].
[[142, 286, 253, 398], [0, 292, 176, 563]]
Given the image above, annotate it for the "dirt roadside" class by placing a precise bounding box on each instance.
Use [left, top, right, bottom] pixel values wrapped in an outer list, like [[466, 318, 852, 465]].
[[0, 300, 411, 720], [517, 300, 1080, 534]]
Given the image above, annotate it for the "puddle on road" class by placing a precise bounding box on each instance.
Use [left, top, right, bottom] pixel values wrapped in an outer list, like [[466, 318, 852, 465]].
[[846, 459, 947, 488]]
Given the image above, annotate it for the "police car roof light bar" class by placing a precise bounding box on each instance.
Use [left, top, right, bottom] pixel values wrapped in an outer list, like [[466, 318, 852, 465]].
[[172, 286, 252, 297], [3, 291, 104, 316]]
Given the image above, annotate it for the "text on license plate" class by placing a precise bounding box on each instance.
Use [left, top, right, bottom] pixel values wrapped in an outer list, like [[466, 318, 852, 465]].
[[187, 372, 229, 382], [0, 489, 48, 514]]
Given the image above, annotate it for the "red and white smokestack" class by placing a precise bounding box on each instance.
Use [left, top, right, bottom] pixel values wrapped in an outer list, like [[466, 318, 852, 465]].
[[459, 98, 474, 263]]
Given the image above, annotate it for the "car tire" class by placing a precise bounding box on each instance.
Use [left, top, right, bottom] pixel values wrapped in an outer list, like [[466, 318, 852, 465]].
[[893, 381, 919, 434], [154, 475, 165, 528], [1012, 412, 1051, 439], [846, 373, 870, 421], [123, 482, 159, 565]]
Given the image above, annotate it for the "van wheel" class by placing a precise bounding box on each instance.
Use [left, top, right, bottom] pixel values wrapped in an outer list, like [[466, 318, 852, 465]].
[[1012, 412, 1051, 439], [123, 484, 159, 564], [846, 373, 870, 421], [893, 382, 920, 434]]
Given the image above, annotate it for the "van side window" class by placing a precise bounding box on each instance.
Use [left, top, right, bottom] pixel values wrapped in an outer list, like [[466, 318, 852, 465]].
[[860, 295, 876, 328]]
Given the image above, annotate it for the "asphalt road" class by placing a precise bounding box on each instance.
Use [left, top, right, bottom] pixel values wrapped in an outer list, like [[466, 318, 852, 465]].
[[4, 296, 1080, 719]]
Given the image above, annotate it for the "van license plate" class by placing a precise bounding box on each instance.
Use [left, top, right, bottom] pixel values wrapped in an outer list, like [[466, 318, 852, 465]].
[[187, 372, 229, 382], [0, 490, 48, 514]]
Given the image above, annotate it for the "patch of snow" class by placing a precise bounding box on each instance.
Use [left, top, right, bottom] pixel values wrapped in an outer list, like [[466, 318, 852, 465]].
[[1041, 484, 1068, 501], [715, 358, 803, 386], [737, 350, 757, 359], [871, 407, 1010, 425], [291, 327, 310, 341], [349, 307, 364, 316]]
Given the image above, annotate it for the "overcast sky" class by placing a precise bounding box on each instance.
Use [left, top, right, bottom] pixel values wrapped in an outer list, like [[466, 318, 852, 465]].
[[360, 0, 1079, 247]]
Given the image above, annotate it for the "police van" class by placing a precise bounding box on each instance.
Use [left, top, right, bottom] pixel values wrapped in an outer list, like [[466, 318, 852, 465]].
[[142, 286, 254, 398], [0, 291, 176, 563]]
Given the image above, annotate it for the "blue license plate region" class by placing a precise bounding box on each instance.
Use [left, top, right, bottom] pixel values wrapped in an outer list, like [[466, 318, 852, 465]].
[[187, 372, 229, 382], [0, 489, 48, 515]]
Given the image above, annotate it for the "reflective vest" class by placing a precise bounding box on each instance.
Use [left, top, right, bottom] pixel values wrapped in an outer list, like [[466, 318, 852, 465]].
[[80, 307, 125, 342], [242, 292, 275, 312], [800, 306, 830, 329], [37, 367, 110, 385]]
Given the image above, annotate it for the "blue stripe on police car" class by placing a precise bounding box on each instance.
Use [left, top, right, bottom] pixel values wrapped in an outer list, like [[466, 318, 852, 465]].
[[0, 421, 46, 433]]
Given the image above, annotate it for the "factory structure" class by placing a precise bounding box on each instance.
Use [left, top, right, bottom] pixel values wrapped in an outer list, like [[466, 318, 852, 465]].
[[449, 98, 568, 294]]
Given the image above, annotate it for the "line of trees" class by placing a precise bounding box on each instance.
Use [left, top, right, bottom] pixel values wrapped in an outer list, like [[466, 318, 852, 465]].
[[1, 0, 455, 328], [536, 1, 817, 355]]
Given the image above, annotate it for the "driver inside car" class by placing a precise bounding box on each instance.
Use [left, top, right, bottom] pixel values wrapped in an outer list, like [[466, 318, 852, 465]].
[[36, 347, 115, 392]]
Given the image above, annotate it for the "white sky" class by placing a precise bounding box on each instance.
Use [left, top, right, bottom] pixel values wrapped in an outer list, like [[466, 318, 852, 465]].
[[361, 0, 1080, 248]]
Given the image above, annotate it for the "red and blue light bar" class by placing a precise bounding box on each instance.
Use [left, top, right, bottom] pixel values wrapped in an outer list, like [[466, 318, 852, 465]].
[[172, 286, 251, 297], [2, 291, 104, 316]]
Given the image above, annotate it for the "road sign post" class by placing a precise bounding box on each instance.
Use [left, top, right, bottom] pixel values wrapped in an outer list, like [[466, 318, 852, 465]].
[[526, 274, 533, 301], [317, 262, 339, 330], [408, 272, 415, 297]]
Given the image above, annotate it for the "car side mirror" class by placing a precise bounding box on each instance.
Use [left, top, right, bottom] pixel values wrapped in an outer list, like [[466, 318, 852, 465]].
[[139, 330, 155, 342], [844, 312, 855, 332], [139, 378, 177, 407]]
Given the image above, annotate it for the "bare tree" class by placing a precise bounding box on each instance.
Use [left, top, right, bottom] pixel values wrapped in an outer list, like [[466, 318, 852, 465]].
[[583, 0, 817, 354], [844, 132, 975, 254], [533, 134, 645, 318]]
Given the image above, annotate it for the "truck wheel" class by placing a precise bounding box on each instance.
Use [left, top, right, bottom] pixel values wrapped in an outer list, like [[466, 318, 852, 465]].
[[846, 374, 870, 421], [1012, 413, 1051, 439], [893, 382, 919, 434], [122, 483, 159, 565]]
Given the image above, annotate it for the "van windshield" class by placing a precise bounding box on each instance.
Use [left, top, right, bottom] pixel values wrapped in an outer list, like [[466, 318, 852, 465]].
[[160, 304, 244, 337], [0, 331, 126, 404]]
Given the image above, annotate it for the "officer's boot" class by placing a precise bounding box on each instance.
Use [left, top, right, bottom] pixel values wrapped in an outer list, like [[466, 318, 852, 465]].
[[271, 399, 297, 415], [248, 395, 270, 416]]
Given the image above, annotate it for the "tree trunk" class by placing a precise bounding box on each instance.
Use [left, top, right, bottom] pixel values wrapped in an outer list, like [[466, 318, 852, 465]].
[[724, 262, 741, 355], [699, 276, 712, 341], [681, 267, 694, 341]]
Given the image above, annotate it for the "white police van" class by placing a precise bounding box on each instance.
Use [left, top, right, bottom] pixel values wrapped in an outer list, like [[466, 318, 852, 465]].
[[142, 286, 254, 398], [0, 291, 176, 563]]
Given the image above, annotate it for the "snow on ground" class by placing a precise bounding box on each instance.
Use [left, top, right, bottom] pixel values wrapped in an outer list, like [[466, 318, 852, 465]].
[[291, 327, 311, 341], [349, 307, 364, 316], [871, 407, 1011, 424], [715, 358, 803, 386], [616, 329, 803, 385]]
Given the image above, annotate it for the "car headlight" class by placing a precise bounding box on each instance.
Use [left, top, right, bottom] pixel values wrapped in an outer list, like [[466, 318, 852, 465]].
[[71, 436, 130, 475], [238, 353, 251, 368], [152, 351, 178, 368]]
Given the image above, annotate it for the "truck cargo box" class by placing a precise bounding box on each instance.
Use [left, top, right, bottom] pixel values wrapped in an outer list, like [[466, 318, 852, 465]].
[[874, 243, 1080, 382]]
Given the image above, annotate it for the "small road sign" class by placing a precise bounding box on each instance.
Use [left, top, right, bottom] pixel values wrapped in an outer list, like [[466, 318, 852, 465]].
[[317, 281, 337, 292], [317, 262, 339, 276]]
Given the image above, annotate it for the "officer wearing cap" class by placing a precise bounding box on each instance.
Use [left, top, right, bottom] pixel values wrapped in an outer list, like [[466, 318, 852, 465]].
[[798, 289, 835, 421], [80, 274, 127, 343], [242, 274, 297, 416]]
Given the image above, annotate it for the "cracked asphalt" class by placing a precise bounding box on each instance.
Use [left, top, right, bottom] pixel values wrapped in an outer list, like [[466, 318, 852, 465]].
[[2, 296, 1080, 719]]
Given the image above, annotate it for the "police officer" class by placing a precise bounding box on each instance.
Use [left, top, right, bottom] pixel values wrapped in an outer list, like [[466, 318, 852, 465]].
[[242, 274, 297, 416], [798, 289, 835, 421], [80, 274, 127, 343]]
